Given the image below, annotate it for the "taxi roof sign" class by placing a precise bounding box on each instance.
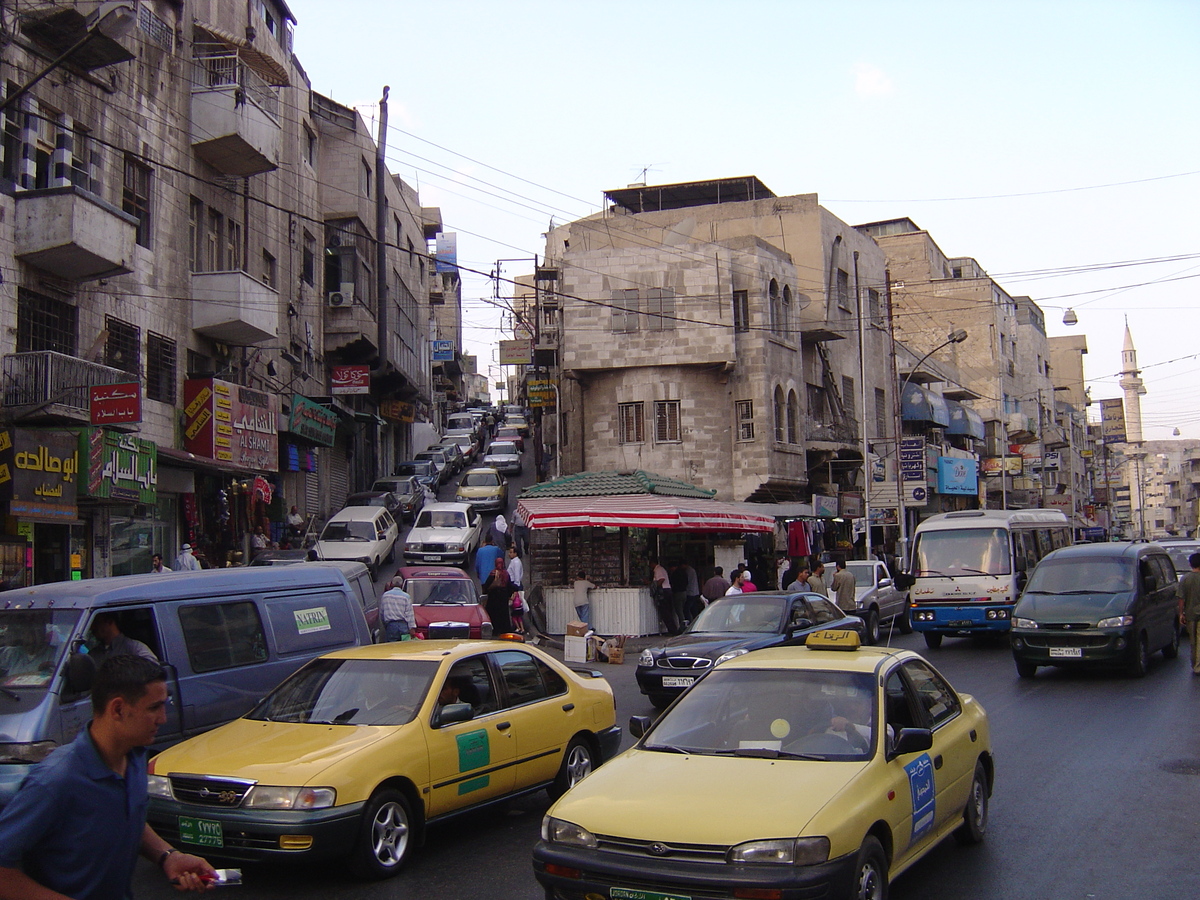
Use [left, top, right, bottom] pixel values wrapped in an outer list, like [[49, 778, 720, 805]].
[[806, 629, 861, 651]]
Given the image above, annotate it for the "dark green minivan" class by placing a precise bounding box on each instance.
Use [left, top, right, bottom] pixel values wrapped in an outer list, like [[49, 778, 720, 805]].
[[1010, 541, 1180, 678]]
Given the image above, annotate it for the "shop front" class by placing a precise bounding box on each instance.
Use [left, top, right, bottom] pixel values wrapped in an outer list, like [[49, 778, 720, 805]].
[[78, 428, 164, 577]]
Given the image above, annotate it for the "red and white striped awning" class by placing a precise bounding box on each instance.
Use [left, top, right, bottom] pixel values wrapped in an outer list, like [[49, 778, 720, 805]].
[[516, 495, 775, 532]]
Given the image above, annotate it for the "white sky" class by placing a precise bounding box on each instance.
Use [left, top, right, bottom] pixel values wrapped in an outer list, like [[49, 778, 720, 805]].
[[288, 0, 1200, 436]]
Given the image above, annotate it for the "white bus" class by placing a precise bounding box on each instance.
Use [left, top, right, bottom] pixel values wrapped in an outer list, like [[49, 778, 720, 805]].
[[905, 509, 1072, 648]]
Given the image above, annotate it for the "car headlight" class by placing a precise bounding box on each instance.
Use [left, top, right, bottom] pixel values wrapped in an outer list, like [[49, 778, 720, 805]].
[[147, 774, 173, 799], [243, 786, 336, 810], [714, 648, 749, 666], [541, 816, 597, 848], [0, 741, 57, 764], [1098, 616, 1134, 628], [405, 542, 420, 551], [727, 837, 830, 865], [638, 649, 655, 667], [1013, 617, 1038, 629], [447, 542, 465, 552]]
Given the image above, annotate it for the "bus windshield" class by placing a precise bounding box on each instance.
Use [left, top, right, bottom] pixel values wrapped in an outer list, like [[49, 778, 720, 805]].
[[912, 527, 1011, 576]]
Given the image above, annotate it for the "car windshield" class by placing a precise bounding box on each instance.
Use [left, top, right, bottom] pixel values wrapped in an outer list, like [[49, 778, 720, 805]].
[[912, 527, 1011, 576], [349, 495, 389, 507], [408, 579, 477, 605], [461, 472, 501, 487], [845, 562, 879, 587], [247, 658, 439, 727], [321, 521, 375, 542], [689, 595, 784, 634], [1025, 556, 1133, 594], [395, 464, 432, 477], [0, 609, 80, 693], [416, 510, 467, 529], [488, 443, 518, 455], [643, 668, 877, 761]]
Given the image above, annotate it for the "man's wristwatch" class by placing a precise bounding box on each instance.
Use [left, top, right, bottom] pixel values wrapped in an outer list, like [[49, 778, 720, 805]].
[[157, 848, 179, 868]]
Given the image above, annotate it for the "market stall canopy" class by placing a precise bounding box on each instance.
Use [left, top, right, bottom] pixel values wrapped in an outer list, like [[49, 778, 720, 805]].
[[516, 469, 774, 532]]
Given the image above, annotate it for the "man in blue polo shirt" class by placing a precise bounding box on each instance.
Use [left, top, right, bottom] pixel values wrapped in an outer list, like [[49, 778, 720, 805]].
[[474, 534, 504, 585], [0, 655, 216, 899]]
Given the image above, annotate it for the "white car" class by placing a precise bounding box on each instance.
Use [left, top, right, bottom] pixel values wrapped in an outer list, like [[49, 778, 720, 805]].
[[315, 506, 400, 578], [404, 502, 484, 566], [843, 559, 912, 644], [482, 440, 522, 475]]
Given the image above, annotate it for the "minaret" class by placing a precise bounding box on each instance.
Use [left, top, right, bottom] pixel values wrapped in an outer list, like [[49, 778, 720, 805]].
[[1117, 321, 1147, 536]]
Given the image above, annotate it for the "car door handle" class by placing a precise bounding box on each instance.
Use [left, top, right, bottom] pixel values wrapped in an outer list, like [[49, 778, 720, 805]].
[[496, 721, 511, 731], [562, 703, 575, 712], [933, 755, 943, 770]]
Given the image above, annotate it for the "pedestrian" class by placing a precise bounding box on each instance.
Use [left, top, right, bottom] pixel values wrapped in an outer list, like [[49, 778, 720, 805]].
[[89, 612, 158, 664], [483, 557, 514, 634], [286, 505, 305, 540], [172, 543, 200, 572], [668, 562, 688, 634], [831, 558, 857, 612], [149, 553, 169, 575], [490, 514, 511, 550], [776, 554, 791, 590], [0, 655, 217, 899], [474, 535, 504, 584], [573, 570, 596, 627], [785, 566, 812, 592], [809, 562, 829, 597], [740, 568, 758, 592], [725, 569, 750, 595], [506, 545, 523, 590], [379, 580, 416, 641], [682, 561, 702, 624], [701, 567, 730, 605], [251, 527, 269, 557], [649, 557, 676, 634], [1177, 551, 1200, 676], [511, 507, 530, 556]]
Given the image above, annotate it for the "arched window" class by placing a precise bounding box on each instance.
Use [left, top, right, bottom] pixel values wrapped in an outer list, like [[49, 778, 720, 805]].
[[787, 390, 799, 444], [781, 285, 792, 339], [768, 279, 780, 336], [774, 386, 786, 443]]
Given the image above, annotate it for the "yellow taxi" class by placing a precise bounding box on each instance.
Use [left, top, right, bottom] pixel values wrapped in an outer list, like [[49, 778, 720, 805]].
[[146, 640, 619, 879], [533, 631, 992, 900], [454, 466, 509, 512]]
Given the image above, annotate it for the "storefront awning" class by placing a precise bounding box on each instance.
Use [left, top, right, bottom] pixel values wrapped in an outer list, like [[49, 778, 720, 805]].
[[946, 400, 986, 439], [902, 383, 951, 426], [517, 495, 775, 532]]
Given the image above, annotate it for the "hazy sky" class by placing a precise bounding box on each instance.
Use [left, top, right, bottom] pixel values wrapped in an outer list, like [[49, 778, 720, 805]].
[[287, 0, 1199, 436]]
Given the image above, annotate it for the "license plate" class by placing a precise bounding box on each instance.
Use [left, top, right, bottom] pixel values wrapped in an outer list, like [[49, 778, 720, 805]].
[[1049, 647, 1082, 658], [611, 890, 691, 900], [425, 555, 442, 562], [948, 620, 973, 628], [661, 676, 695, 688], [178, 816, 224, 848]]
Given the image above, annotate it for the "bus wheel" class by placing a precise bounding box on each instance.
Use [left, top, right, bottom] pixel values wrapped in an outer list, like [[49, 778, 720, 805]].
[[923, 632, 943, 650]]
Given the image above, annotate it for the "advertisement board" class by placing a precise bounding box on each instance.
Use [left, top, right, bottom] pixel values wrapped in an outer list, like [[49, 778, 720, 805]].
[[90, 382, 142, 425], [184, 379, 279, 472], [499, 340, 534, 365], [81, 428, 156, 503], [0, 428, 79, 519], [937, 457, 979, 495], [900, 438, 926, 482], [331, 365, 371, 395], [1100, 397, 1126, 444]]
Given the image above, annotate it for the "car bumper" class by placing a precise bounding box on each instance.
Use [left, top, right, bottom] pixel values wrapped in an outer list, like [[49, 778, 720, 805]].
[[594, 725, 622, 763], [404, 550, 469, 565], [457, 496, 506, 511], [911, 605, 1012, 634], [1011, 628, 1136, 666], [146, 799, 366, 864], [635, 665, 709, 699], [533, 842, 856, 900]]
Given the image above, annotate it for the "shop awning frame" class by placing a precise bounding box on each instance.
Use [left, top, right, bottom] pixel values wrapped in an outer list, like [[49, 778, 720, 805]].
[[516, 494, 775, 532]]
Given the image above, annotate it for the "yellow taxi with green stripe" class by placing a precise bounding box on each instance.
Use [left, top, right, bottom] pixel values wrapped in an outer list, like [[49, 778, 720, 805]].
[[146, 639, 619, 879], [533, 630, 992, 900]]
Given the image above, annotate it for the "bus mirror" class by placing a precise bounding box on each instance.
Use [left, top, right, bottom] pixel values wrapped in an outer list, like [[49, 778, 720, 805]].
[[894, 573, 915, 590]]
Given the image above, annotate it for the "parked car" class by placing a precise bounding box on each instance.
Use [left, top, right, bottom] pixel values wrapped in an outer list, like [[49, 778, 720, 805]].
[[445, 411, 479, 435], [443, 430, 480, 462], [494, 425, 524, 451], [371, 476, 426, 521], [316, 506, 400, 578], [392, 566, 491, 638], [345, 490, 405, 519], [147, 640, 621, 878], [403, 502, 484, 566], [414, 448, 453, 486], [1010, 540, 1180, 677], [455, 467, 508, 512], [842, 559, 912, 643], [482, 440, 522, 475], [248, 548, 314, 566], [505, 415, 530, 437], [535, 631, 992, 900], [433, 441, 466, 474], [1157, 537, 1200, 577], [635, 591, 865, 709], [394, 460, 439, 492]]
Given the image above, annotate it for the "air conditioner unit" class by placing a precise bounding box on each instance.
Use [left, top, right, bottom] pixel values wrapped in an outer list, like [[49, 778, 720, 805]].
[[327, 291, 349, 308]]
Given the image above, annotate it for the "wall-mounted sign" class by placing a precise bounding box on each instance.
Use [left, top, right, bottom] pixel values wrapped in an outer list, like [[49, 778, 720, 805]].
[[813, 495, 838, 518], [90, 382, 142, 425], [184, 379, 279, 472], [81, 428, 156, 503], [435, 232, 457, 273], [936, 457, 979, 495], [1100, 397, 1126, 444], [331, 365, 371, 395], [900, 437, 926, 482], [0, 429, 79, 519], [528, 379, 556, 408], [981, 456, 1024, 476], [286, 395, 338, 447], [379, 399, 415, 424], [840, 492, 863, 518], [499, 339, 534, 365], [431, 340, 454, 362]]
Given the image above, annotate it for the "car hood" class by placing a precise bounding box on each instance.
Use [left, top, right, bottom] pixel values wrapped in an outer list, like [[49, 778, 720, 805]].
[[651, 632, 779, 659], [1015, 592, 1132, 622], [549, 748, 864, 842], [152, 718, 396, 785], [316, 541, 377, 561], [406, 527, 472, 543], [457, 486, 502, 497], [413, 605, 486, 627]]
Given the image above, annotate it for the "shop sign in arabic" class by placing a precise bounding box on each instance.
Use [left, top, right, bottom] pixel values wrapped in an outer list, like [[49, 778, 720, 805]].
[[0, 429, 79, 517], [81, 428, 157, 503], [286, 395, 338, 447], [90, 382, 142, 425], [900, 437, 926, 482], [184, 379, 279, 472], [331, 365, 370, 395]]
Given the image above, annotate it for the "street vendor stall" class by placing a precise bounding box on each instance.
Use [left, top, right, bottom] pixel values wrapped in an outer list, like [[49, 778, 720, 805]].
[[516, 471, 775, 636]]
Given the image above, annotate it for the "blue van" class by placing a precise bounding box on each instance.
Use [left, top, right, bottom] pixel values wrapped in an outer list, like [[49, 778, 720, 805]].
[[0, 562, 376, 806]]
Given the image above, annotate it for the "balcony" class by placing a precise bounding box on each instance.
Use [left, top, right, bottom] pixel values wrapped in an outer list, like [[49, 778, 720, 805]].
[[191, 48, 281, 176], [804, 418, 859, 445], [325, 293, 378, 358], [191, 271, 278, 344], [2, 352, 131, 424], [15, 186, 137, 281]]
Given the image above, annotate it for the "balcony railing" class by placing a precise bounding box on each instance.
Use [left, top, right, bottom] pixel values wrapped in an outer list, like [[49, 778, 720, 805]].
[[804, 418, 859, 444], [190, 45, 281, 176], [3, 351, 131, 422]]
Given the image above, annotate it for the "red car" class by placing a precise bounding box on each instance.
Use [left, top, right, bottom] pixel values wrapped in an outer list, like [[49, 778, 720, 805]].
[[393, 565, 492, 639], [494, 425, 524, 452]]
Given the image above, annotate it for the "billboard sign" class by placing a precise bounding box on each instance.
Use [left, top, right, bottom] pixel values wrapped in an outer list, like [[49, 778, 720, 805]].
[[936, 457, 979, 495], [499, 340, 533, 365], [0, 428, 79, 519], [184, 379, 279, 472], [331, 365, 370, 395], [90, 382, 142, 425], [1100, 397, 1126, 444], [435, 232, 457, 273]]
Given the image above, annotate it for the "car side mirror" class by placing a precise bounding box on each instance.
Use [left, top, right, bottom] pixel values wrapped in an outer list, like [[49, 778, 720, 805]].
[[65, 652, 96, 695], [879, 578, 892, 588], [889, 727, 933, 758], [894, 573, 916, 591], [1142, 575, 1156, 594], [629, 715, 652, 738], [787, 618, 814, 636], [435, 702, 474, 727]]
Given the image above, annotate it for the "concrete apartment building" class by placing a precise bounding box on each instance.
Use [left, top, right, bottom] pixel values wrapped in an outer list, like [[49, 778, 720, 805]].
[[0, 0, 446, 581]]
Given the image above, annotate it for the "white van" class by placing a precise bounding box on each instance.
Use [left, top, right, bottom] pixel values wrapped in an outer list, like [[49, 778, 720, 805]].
[[316, 506, 399, 577]]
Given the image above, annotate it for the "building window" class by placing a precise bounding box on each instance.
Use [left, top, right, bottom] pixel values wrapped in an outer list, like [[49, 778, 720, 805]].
[[610, 289, 640, 334], [654, 400, 681, 443], [781, 285, 792, 338], [146, 332, 176, 403], [262, 250, 276, 289], [302, 125, 316, 167], [618, 402, 644, 444], [394, 214, 402, 249], [732, 289, 749, 333], [842, 376, 855, 419], [769, 279, 781, 336], [774, 386, 785, 443], [875, 388, 887, 441], [302, 231, 316, 286], [868, 288, 881, 324], [188, 197, 203, 272], [16, 288, 76, 355], [787, 390, 799, 444], [645, 289, 675, 332], [104, 316, 141, 376], [122, 155, 152, 247], [361, 158, 372, 198], [736, 400, 754, 441], [226, 219, 242, 271], [836, 269, 850, 311]]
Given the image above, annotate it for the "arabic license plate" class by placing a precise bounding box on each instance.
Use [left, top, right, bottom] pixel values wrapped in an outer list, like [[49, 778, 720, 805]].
[[611, 889, 691, 900], [661, 676, 695, 688], [425, 555, 443, 562], [178, 816, 224, 848], [948, 620, 973, 628], [1049, 647, 1082, 658]]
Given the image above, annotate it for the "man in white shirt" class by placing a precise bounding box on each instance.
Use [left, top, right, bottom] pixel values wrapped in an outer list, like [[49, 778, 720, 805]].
[[506, 546, 524, 589]]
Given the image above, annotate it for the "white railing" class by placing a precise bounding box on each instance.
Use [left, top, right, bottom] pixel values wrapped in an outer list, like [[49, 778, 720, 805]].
[[3, 351, 131, 415]]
